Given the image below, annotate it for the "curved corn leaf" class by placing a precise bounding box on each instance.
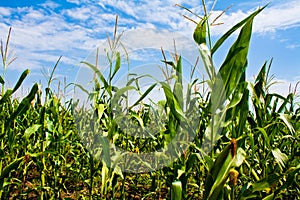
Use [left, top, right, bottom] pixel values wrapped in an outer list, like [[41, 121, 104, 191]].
[[173, 56, 183, 108], [24, 124, 42, 140], [111, 51, 121, 80], [0, 156, 24, 189], [81, 61, 111, 96], [198, 43, 215, 82], [129, 83, 157, 109], [160, 82, 185, 121], [12, 69, 30, 93], [204, 139, 244, 200], [218, 17, 252, 99], [0, 75, 4, 84], [212, 6, 267, 55], [8, 83, 39, 123], [257, 127, 270, 147], [111, 85, 135, 107], [0, 89, 12, 104], [208, 147, 235, 199]]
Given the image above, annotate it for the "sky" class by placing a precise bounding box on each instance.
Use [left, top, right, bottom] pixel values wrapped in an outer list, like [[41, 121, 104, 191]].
[[0, 0, 299, 99]]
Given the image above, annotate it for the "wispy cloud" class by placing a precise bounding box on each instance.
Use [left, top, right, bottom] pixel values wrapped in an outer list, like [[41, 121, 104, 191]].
[[255, 1, 300, 33], [285, 43, 300, 49], [0, 7, 12, 16], [207, 0, 300, 35]]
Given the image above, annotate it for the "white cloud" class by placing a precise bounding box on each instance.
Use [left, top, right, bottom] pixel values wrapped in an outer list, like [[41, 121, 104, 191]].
[[254, 1, 300, 33], [0, 5, 105, 71], [0, 7, 12, 16], [40, 1, 61, 9], [207, 0, 300, 36], [66, 0, 81, 5], [286, 43, 300, 49], [63, 6, 93, 20]]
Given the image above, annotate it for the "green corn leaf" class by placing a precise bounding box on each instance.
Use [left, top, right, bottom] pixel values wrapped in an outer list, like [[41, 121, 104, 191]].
[[173, 82, 183, 110], [131, 113, 144, 128], [185, 83, 193, 109], [193, 18, 206, 45], [224, 86, 248, 138], [26, 151, 57, 158], [12, 69, 30, 93], [73, 83, 90, 95], [235, 84, 249, 137], [81, 61, 111, 96], [111, 85, 135, 107], [203, 109, 225, 150], [262, 194, 274, 200], [198, 43, 215, 82], [0, 75, 4, 84], [175, 56, 182, 85], [47, 56, 62, 89], [251, 173, 280, 192], [209, 154, 235, 199], [247, 133, 256, 161], [97, 135, 111, 167], [254, 61, 267, 97], [173, 56, 183, 109], [218, 14, 252, 99], [0, 89, 13, 104], [226, 89, 244, 109], [257, 127, 270, 147], [111, 51, 121, 80], [0, 156, 24, 181], [112, 165, 123, 179], [205, 139, 242, 200], [204, 144, 230, 199], [24, 124, 42, 140], [272, 93, 290, 113], [160, 82, 185, 121], [211, 143, 232, 179], [215, 7, 267, 100], [101, 161, 109, 194], [212, 6, 267, 55], [171, 181, 182, 200], [129, 83, 156, 109], [8, 83, 39, 123]]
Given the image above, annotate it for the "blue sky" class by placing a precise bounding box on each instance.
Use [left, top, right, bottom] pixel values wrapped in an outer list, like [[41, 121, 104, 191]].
[[0, 0, 299, 97]]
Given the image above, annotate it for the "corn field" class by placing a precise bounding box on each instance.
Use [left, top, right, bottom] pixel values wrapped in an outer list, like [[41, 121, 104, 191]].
[[0, 3, 299, 200]]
